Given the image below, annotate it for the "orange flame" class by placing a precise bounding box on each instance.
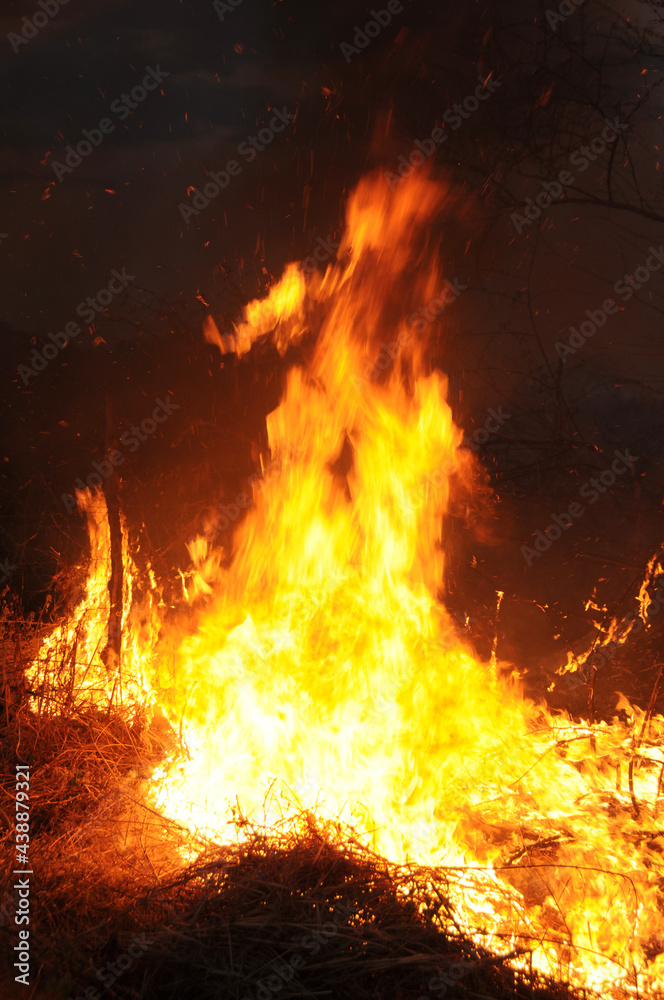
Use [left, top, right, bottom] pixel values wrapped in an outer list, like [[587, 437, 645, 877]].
[[31, 172, 664, 996]]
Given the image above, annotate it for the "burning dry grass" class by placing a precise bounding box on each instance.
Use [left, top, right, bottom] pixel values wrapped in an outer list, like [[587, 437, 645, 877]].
[[88, 823, 587, 1000], [0, 627, 589, 1000], [3, 170, 658, 998]]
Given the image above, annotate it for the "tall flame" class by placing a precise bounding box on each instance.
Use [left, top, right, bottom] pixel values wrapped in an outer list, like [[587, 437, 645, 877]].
[[31, 172, 664, 996]]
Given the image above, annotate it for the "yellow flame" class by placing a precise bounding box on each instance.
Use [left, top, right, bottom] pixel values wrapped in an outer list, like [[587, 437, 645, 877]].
[[29, 488, 159, 708], [152, 173, 664, 994], [30, 172, 664, 996]]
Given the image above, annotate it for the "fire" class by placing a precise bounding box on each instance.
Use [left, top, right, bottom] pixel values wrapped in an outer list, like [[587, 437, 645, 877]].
[[29, 172, 664, 996], [30, 489, 159, 708]]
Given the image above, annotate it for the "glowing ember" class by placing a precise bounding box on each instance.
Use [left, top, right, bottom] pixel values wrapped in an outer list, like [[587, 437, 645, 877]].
[[30, 172, 664, 996]]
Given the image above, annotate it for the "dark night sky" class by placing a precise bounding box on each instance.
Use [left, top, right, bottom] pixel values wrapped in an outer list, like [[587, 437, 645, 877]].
[[1, 0, 460, 328], [1, 0, 662, 381]]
